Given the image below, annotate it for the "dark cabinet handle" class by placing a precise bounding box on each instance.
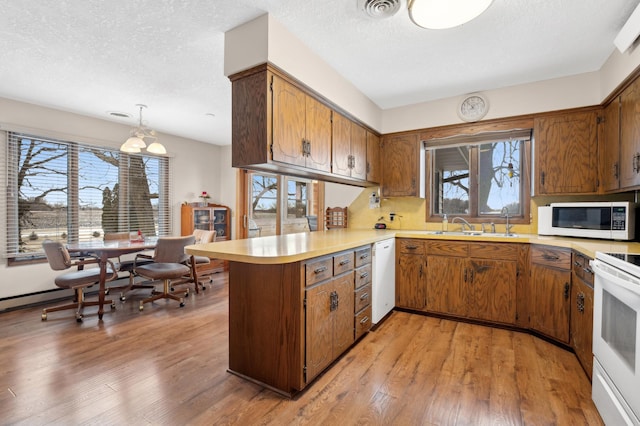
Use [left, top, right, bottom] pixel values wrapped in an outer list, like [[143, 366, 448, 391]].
[[543, 254, 560, 261], [314, 266, 327, 274], [541, 171, 545, 186], [564, 282, 570, 300], [360, 253, 369, 260], [360, 271, 369, 279], [339, 259, 351, 266], [329, 291, 339, 311], [464, 268, 468, 283], [614, 163, 619, 180], [360, 292, 369, 301], [406, 245, 418, 250], [577, 292, 585, 313]]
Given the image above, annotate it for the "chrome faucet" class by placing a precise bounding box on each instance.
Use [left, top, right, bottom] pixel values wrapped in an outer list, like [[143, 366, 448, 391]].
[[501, 207, 513, 235], [451, 216, 475, 231]]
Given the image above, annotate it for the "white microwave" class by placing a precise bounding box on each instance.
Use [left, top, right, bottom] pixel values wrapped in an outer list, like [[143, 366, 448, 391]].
[[538, 201, 637, 241]]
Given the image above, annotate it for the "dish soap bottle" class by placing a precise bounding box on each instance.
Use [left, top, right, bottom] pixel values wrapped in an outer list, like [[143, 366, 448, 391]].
[[442, 214, 448, 232]]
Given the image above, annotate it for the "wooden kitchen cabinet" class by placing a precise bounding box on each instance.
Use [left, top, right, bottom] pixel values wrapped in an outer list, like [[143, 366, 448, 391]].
[[534, 109, 598, 195], [395, 239, 427, 310], [381, 132, 423, 197], [354, 246, 373, 340], [601, 97, 621, 192], [272, 74, 332, 172], [426, 241, 517, 325], [366, 131, 381, 184], [530, 245, 572, 343], [332, 112, 367, 180], [619, 77, 640, 189], [571, 252, 594, 379]]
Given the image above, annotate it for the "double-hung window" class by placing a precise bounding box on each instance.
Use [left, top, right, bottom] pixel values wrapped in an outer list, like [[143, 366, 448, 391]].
[[4, 131, 170, 264]]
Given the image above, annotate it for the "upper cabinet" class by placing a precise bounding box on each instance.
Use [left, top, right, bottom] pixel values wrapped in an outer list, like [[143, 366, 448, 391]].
[[230, 64, 380, 187], [534, 110, 599, 195], [272, 75, 332, 172], [619, 78, 640, 189], [332, 112, 367, 180], [381, 132, 423, 197], [366, 131, 381, 184], [601, 97, 621, 192]]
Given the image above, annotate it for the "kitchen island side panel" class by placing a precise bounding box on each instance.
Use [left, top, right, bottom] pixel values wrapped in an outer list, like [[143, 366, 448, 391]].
[[228, 261, 305, 394]]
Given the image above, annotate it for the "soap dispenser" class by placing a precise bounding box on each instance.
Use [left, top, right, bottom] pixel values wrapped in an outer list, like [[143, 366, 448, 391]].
[[442, 214, 448, 232]]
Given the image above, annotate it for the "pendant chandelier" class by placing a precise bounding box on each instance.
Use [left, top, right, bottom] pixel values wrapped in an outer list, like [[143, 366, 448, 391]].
[[408, 0, 493, 29], [120, 104, 166, 154]]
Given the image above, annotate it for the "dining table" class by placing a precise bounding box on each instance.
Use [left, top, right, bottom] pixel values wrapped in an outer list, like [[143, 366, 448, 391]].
[[66, 237, 157, 319]]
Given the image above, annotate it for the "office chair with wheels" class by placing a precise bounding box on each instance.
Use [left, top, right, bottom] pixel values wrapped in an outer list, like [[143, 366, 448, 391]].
[[103, 232, 154, 301], [42, 240, 118, 322], [135, 236, 195, 311]]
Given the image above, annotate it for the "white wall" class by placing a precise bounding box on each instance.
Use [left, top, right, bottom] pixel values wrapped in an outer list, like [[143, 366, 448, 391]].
[[0, 97, 225, 306]]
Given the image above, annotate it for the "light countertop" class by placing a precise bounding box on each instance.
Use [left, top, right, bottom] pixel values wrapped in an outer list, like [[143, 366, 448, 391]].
[[185, 229, 640, 264]]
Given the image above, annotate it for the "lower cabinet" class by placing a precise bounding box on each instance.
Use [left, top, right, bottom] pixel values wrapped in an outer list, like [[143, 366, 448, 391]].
[[395, 239, 427, 310], [530, 245, 572, 343], [426, 241, 518, 325], [571, 252, 594, 379], [354, 246, 373, 340]]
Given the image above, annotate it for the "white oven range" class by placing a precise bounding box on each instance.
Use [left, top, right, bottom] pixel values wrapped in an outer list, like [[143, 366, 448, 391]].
[[591, 252, 640, 425]]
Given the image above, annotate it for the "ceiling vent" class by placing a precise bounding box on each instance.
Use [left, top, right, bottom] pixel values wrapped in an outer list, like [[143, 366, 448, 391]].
[[358, 0, 401, 19]]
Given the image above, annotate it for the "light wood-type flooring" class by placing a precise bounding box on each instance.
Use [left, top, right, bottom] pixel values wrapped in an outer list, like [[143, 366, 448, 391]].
[[0, 273, 603, 425]]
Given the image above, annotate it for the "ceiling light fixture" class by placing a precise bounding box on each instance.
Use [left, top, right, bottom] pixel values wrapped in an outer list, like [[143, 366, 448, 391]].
[[408, 0, 493, 29], [120, 104, 167, 155]]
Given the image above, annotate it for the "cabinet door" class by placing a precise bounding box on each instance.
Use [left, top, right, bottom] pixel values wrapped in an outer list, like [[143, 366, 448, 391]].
[[426, 256, 467, 317], [332, 112, 352, 177], [304, 95, 332, 172], [620, 78, 640, 188], [333, 273, 355, 358], [366, 131, 381, 183], [571, 276, 594, 379], [471, 259, 517, 324], [530, 264, 571, 343], [534, 111, 598, 194], [602, 98, 620, 192], [271, 75, 306, 167], [381, 133, 420, 197], [396, 253, 426, 310], [305, 282, 333, 381], [350, 123, 367, 180]]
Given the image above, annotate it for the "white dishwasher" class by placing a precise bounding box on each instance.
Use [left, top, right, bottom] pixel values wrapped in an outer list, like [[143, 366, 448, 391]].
[[372, 238, 395, 324]]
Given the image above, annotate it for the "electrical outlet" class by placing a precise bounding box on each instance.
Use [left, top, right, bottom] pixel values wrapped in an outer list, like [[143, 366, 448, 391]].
[[389, 212, 396, 221]]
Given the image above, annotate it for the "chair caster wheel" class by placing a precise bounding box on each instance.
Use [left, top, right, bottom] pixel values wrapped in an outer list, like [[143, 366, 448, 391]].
[[139, 304, 144, 311], [120, 296, 126, 301], [41, 313, 47, 321], [76, 315, 83, 323], [110, 302, 116, 310], [179, 301, 185, 308]]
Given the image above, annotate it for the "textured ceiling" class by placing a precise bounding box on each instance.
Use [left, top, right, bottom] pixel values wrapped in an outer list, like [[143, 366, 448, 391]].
[[0, 0, 638, 146]]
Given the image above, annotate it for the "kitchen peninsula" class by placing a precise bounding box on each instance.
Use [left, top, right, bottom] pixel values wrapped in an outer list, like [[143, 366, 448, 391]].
[[185, 229, 640, 396]]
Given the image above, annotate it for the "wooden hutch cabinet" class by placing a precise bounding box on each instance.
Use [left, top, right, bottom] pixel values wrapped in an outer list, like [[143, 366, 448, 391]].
[[181, 203, 231, 272]]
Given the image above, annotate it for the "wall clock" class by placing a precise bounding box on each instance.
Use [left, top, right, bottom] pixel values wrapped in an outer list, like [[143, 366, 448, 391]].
[[457, 93, 489, 122]]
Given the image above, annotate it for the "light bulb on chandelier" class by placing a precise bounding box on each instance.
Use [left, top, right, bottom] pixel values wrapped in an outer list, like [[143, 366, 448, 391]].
[[120, 104, 166, 154]]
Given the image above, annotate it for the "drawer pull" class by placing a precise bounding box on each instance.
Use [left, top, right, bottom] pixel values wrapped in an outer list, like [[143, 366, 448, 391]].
[[360, 292, 369, 300], [314, 266, 328, 274], [406, 245, 418, 250], [359, 316, 369, 324], [542, 254, 560, 261], [360, 272, 369, 279], [360, 253, 369, 259], [339, 259, 351, 266]]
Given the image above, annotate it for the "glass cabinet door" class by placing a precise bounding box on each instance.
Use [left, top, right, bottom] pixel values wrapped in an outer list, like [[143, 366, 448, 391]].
[[213, 208, 228, 240], [193, 208, 212, 231]]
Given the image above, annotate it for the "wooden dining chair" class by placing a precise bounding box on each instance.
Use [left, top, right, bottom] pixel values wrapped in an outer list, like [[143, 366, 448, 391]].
[[103, 232, 154, 301], [135, 236, 195, 311], [41, 240, 118, 322]]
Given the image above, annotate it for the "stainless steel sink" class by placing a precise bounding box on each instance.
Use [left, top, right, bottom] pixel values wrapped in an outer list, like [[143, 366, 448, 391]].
[[426, 230, 519, 238]]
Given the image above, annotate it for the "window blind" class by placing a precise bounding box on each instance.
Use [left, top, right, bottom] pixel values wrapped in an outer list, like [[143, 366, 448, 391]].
[[4, 131, 171, 262]]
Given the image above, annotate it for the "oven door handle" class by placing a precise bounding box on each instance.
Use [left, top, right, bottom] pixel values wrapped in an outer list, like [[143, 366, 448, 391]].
[[591, 259, 640, 293]]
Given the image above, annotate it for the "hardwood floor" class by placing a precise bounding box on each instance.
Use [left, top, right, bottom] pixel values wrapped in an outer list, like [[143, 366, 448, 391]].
[[0, 273, 602, 425]]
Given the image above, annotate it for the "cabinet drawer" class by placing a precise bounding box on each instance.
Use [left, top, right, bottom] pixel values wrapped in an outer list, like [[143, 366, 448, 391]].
[[355, 284, 371, 313], [305, 257, 333, 286], [573, 252, 594, 286], [355, 264, 372, 289], [355, 246, 372, 267], [531, 245, 571, 270], [397, 239, 425, 255], [334, 251, 355, 276], [355, 305, 372, 340], [468, 243, 517, 261], [426, 240, 468, 257]]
